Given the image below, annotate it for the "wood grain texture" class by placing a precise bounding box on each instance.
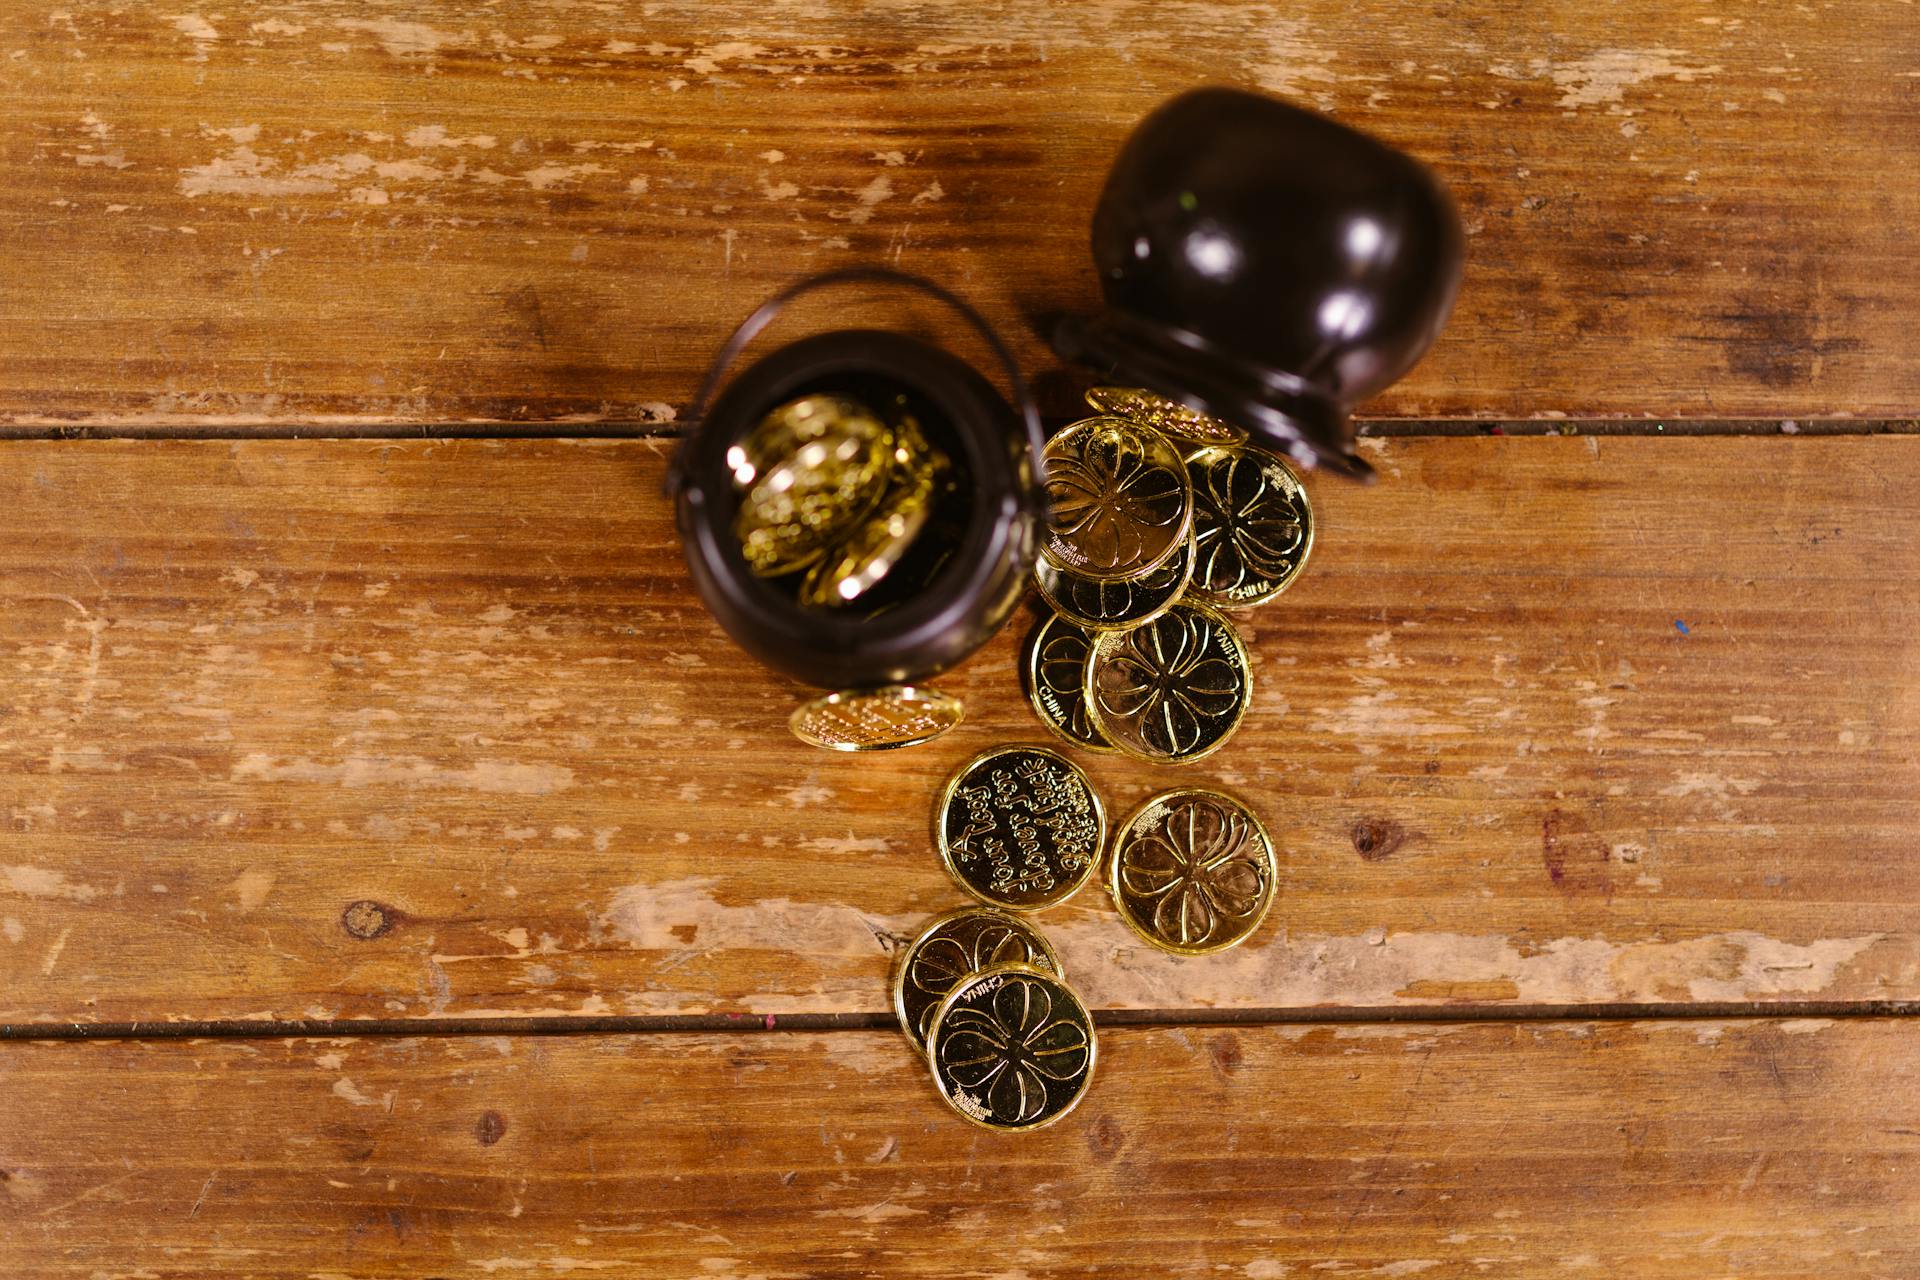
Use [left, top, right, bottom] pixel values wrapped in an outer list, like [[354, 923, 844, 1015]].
[[4, 2, 1919, 426], [2, 1018, 1916, 1277], [2, 436, 1915, 1025]]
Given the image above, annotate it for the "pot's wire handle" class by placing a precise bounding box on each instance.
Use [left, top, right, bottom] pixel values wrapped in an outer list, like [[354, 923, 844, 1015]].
[[665, 266, 1048, 505]]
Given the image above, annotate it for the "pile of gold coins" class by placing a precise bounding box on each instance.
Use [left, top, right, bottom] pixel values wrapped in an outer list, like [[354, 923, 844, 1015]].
[[888, 390, 1317, 1129], [729, 392, 951, 609], [1023, 386, 1315, 762], [895, 743, 1281, 1130]]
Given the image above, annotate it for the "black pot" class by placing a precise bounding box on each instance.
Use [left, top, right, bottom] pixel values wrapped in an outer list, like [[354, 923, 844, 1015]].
[[1052, 86, 1464, 478], [670, 270, 1045, 689]]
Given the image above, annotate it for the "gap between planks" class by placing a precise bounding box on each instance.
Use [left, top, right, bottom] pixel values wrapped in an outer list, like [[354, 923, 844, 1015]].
[[5, 998, 1917, 1043], [0, 417, 1913, 441]]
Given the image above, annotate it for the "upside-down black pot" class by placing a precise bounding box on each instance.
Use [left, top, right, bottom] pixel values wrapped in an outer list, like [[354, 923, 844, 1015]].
[[1052, 86, 1464, 478]]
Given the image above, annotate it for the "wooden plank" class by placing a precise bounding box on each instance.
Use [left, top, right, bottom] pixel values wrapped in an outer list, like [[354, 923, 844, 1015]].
[[3, 2, 1918, 426], [0, 1018, 1914, 1276], [1, 437, 1915, 1025]]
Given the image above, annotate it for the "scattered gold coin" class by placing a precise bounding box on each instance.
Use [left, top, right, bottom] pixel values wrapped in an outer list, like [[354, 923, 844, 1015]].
[[1084, 601, 1252, 764], [1185, 443, 1313, 609], [788, 685, 963, 751], [1034, 535, 1192, 632], [1109, 788, 1277, 955], [926, 961, 1096, 1131], [892, 907, 1065, 1057], [1085, 386, 1245, 446], [934, 745, 1105, 911], [1021, 612, 1115, 754], [1040, 417, 1192, 582]]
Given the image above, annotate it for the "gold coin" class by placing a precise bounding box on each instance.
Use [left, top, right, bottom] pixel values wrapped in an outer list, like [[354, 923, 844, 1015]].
[[1109, 788, 1277, 955], [1085, 386, 1245, 446], [1084, 602, 1251, 764], [926, 961, 1095, 1131], [1020, 612, 1114, 754], [733, 395, 893, 577], [1185, 444, 1314, 609], [891, 907, 1065, 1057], [1034, 536, 1193, 632], [789, 685, 963, 751], [797, 436, 944, 608], [934, 745, 1105, 911], [1039, 417, 1192, 582]]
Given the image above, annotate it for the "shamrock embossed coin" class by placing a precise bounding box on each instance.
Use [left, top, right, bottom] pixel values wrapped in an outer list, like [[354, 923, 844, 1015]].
[[892, 907, 1065, 1057], [934, 745, 1106, 911], [1185, 444, 1314, 609], [1085, 386, 1245, 446], [927, 962, 1095, 1131], [789, 685, 963, 751], [1110, 788, 1277, 955], [1084, 602, 1251, 764], [1039, 417, 1192, 582], [1034, 536, 1193, 632], [1021, 613, 1114, 754]]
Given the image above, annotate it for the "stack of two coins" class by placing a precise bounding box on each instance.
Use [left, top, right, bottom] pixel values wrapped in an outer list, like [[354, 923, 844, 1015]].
[[893, 744, 1104, 1132], [1025, 388, 1315, 763], [896, 744, 1281, 1130]]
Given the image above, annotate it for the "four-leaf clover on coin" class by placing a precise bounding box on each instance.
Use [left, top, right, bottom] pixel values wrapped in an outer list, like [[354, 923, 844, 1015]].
[[1096, 610, 1243, 755], [1119, 796, 1269, 949], [908, 924, 1046, 1042], [937, 975, 1091, 1124], [1192, 452, 1305, 592], [1046, 429, 1187, 573]]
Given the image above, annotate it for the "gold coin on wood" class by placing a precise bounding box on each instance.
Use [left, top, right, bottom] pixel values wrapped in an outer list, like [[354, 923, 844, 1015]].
[[788, 685, 963, 751], [1039, 417, 1192, 582], [926, 962, 1096, 1131], [1185, 443, 1314, 609], [1084, 602, 1252, 764], [1021, 612, 1116, 754], [1108, 788, 1277, 955], [1034, 535, 1193, 632], [891, 907, 1065, 1057], [1085, 385, 1245, 446], [933, 745, 1106, 911]]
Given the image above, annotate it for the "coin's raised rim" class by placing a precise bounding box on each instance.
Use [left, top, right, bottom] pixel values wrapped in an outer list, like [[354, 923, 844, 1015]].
[[1107, 786, 1279, 956], [931, 744, 1107, 912], [889, 906, 1066, 1057], [1082, 600, 1253, 765], [924, 960, 1097, 1133]]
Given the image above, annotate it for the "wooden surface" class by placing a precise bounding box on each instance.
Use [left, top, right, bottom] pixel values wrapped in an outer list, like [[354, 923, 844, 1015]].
[[5, 1, 1920, 426], [4, 1018, 1917, 1278], [0, 436, 1914, 1027], [6, 4, 1920, 1274]]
